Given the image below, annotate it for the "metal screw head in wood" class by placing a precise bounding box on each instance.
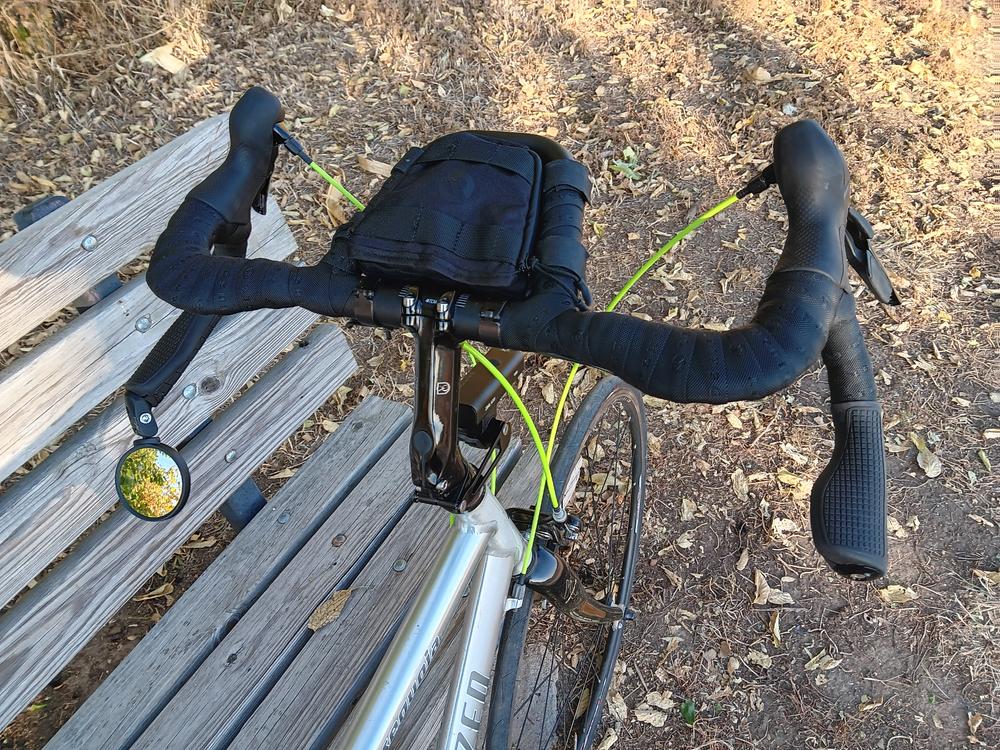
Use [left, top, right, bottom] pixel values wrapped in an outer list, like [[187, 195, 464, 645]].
[[224, 450, 237, 463], [134, 315, 152, 332], [80, 235, 98, 251], [392, 559, 407, 573], [182, 384, 197, 400]]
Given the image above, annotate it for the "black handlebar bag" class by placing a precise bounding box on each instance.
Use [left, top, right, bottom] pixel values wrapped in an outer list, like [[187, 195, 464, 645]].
[[332, 132, 591, 301]]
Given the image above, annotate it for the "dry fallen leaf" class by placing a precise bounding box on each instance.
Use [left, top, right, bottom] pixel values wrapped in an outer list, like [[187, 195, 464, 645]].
[[859, 696, 885, 712], [879, 584, 919, 604], [307, 589, 353, 631], [736, 547, 750, 571], [275, 0, 294, 23], [680, 497, 697, 522], [968, 712, 983, 738], [675, 531, 695, 550], [746, 64, 772, 83], [972, 569, 1000, 585], [731, 468, 749, 502], [134, 582, 174, 602], [183, 536, 217, 550], [139, 45, 188, 75], [746, 649, 773, 669], [910, 432, 942, 478], [542, 382, 556, 405], [643, 691, 675, 710], [752, 569, 770, 605], [325, 183, 348, 226], [269, 467, 297, 480], [776, 468, 800, 486], [633, 707, 669, 727], [753, 569, 794, 605], [357, 155, 393, 177], [769, 611, 781, 645], [595, 729, 618, 750], [887, 516, 909, 539], [804, 649, 842, 671]]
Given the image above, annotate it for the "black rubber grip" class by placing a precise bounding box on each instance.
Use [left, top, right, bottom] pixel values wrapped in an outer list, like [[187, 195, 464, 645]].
[[126, 311, 221, 407], [811, 308, 887, 579]]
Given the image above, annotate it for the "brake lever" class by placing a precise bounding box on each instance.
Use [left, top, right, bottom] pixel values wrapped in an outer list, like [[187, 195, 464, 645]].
[[845, 207, 900, 306], [250, 133, 281, 216]]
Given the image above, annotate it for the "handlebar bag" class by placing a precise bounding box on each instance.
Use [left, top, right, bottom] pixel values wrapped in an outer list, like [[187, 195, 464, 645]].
[[332, 132, 588, 300]]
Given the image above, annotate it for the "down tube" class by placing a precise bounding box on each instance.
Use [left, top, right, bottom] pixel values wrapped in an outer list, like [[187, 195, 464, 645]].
[[437, 536, 522, 748], [333, 515, 490, 749]]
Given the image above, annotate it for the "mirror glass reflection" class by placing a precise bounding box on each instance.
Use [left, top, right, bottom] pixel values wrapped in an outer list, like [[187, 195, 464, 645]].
[[116, 445, 187, 520]]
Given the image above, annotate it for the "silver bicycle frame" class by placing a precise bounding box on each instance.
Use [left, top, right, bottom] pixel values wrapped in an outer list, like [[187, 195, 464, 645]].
[[335, 487, 526, 749]]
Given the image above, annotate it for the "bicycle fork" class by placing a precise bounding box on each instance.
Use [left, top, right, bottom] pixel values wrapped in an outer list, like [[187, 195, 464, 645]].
[[333, 489, 526, 750]]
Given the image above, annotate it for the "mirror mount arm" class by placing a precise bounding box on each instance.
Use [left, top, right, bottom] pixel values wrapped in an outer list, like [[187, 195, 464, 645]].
[[125, 390, 159, 439]]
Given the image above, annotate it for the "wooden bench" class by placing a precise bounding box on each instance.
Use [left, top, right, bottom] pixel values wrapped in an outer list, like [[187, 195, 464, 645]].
[[0, 116, 356, 738], [1, 112, 544, 749]]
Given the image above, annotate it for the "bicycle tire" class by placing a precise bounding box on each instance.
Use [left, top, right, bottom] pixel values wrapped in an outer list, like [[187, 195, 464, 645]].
[[486, 375, 647, 750]]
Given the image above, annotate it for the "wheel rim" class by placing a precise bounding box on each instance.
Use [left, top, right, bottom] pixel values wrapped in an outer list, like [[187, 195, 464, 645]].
[[509, 390, 644, 750]]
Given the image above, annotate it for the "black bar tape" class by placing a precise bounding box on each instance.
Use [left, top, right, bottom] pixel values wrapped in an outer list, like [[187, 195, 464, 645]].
[[146, 199, 357, 317], [498, 120, 854, 404]]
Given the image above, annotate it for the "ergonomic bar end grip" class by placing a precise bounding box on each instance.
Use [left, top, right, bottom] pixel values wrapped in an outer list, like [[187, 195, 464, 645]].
[[126, 311, 222, 407], [810, 401, 888, 580]]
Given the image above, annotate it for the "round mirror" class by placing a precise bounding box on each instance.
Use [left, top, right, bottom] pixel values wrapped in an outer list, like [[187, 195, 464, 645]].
[[115, 442, 190, 521]]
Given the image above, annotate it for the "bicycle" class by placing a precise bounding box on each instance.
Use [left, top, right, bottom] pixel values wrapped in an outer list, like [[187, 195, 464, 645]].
[[114, 86, 896, 749]]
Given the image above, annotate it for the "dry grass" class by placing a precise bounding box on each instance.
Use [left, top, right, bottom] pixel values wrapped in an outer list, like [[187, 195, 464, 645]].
[[0, 0, 996, 748]]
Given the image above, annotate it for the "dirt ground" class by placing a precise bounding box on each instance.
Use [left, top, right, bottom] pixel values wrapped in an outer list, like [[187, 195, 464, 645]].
[[0, 1, 996, 748]]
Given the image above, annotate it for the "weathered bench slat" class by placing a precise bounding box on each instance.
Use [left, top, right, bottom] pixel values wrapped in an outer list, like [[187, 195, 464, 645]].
[[0, 196, 292, 483], [0, 302, 318, 611], [0, 114, 229, 352], [233, 451, 542, 750], [0, 325, 355, 731], [46, 397, 411, 750], [127, 427, 422, 750]]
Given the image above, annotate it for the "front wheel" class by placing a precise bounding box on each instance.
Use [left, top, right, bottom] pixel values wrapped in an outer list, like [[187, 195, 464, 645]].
[[487, 375, 647, 750]]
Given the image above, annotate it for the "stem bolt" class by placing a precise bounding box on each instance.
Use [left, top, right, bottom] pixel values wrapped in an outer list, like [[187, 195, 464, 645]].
[[138, 413, 152, 425]]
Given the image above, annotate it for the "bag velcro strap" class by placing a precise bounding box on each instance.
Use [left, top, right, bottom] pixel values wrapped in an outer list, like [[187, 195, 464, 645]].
[[393, 147, 424, 174], [543, 159, 592, 202], [535, 235, 587, 278], [416, 136, 536, 183], [353, 205, 521, 264]]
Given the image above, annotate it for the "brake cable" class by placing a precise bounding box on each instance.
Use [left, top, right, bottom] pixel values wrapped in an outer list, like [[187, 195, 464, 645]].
[[285, 130, 757, 574]]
